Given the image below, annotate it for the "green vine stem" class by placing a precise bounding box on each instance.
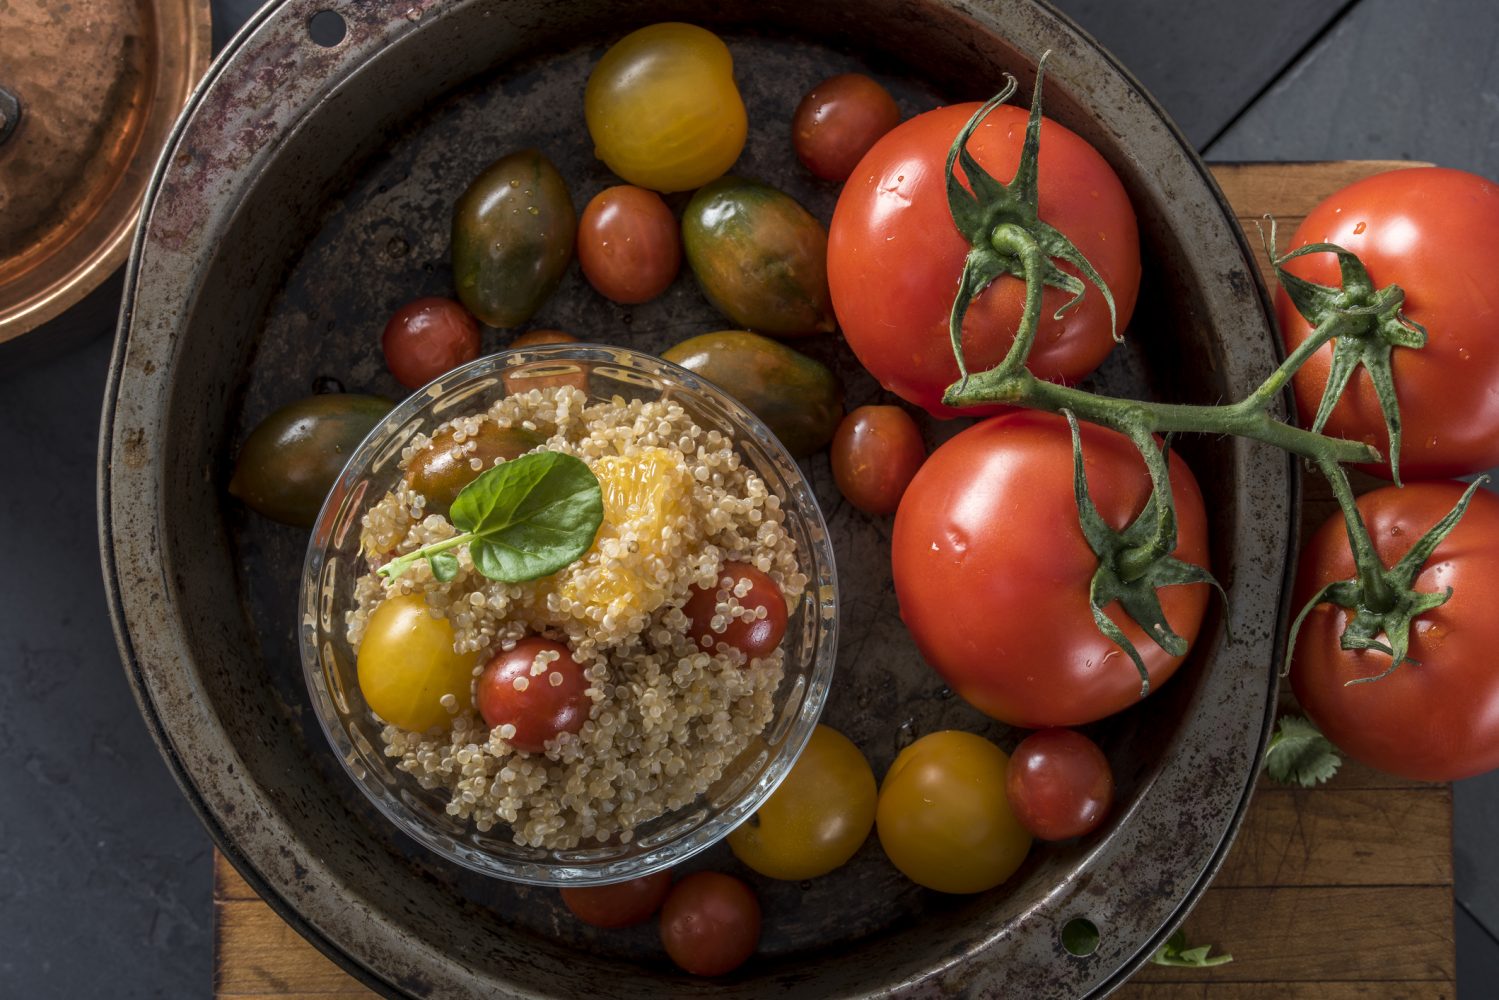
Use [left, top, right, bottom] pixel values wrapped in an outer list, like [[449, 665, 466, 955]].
[[937, 53, 1454, 681]]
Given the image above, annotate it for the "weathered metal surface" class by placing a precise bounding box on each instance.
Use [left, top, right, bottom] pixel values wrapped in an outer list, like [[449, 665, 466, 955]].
[[100, 0, 1293, 996], [0, 0, 211, 343]]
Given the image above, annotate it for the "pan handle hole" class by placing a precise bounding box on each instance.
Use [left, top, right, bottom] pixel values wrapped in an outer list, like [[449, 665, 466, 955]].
[[1061, 917, 1099, 957], [308, 10, 347, 47]]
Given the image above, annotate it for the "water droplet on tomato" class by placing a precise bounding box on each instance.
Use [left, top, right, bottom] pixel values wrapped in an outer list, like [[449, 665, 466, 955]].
[[1425, 435, 1438, 449], [1459, 347, 1472, 361], [1354, 221, 1367, 235]]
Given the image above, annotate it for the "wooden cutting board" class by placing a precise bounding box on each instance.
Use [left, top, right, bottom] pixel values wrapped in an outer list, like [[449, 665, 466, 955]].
[[212, 161, 1455, 1000]]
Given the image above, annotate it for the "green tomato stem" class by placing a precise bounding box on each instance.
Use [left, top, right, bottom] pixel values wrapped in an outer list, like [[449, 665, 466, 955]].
[[1314, 458, 1398, 614], [377, 531, 475, 580]]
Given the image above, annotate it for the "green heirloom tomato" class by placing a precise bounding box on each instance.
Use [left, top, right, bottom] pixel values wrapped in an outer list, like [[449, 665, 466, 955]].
[[682, 177, 835, 337], [228, 394, 393, 527], [662, 331, 843, 456], [403, 421, 544, 514], [452, 149, 576, 328]]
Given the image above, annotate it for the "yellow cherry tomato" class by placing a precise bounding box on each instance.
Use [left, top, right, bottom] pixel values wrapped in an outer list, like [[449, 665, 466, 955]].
[[356, 593, 475, 731], [584, 23, 747, 193], [876, 730, 1032, 893], [728, 725, 877, 880]]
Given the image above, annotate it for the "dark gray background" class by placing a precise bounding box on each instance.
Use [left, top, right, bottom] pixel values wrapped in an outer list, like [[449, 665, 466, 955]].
[[1, 0, 1495, 995]]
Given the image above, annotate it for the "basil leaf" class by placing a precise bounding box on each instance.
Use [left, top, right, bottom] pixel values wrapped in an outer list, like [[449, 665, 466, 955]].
[[428, 551, 460, 582], [449, 451, 603, 583], [1150, 930, 1233, 968]]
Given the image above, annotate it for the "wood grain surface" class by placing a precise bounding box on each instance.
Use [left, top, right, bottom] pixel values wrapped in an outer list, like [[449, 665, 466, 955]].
[[213, 161, 1455, 998]]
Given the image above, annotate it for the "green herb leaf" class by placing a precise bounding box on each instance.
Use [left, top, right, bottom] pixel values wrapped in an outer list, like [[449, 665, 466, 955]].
[[1150, 930, 1233, 968], [448, 451, 603, 583], [377, 451, 603, 585], [428, 551, 460, 582], [1264, 714, 1342, 788]]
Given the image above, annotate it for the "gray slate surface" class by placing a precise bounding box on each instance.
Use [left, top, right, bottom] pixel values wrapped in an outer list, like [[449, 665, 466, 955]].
[[0, 0, 1494, 995]]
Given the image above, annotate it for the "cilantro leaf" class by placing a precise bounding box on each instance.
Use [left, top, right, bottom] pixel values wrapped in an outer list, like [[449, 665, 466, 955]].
[[1264, 714, 1342, 788]]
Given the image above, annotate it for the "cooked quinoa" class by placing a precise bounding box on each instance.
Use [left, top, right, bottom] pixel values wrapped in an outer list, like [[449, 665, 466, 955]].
[[347, 385, 805, 849]]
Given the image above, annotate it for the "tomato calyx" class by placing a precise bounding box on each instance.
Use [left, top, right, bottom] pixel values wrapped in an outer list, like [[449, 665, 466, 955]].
[[1288, 470, 1489, 683], [1274, 237, 1427, 485], [944, 52, 1119, 386], [1063, 411, 1225, 695]]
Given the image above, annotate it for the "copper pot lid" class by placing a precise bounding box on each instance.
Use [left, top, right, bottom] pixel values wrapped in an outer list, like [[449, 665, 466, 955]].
[[0, 0, 210, 343]]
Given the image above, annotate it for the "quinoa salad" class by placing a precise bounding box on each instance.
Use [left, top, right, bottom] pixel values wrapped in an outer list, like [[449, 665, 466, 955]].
[[348, 385, 806, 849]]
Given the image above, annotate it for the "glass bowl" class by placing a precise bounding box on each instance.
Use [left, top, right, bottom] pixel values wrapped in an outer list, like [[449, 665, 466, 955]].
[[299, 344, 839, 886]]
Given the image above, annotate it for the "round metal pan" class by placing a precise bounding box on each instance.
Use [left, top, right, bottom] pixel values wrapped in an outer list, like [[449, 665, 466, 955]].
[[100, 0, 1294, 995], [0, 0, 211, 343]]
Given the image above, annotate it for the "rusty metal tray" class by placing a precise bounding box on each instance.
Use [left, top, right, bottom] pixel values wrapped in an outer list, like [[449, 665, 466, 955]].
[[100, 0, 1293, 995]]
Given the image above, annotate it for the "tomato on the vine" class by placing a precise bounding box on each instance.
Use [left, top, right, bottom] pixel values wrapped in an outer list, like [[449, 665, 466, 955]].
[[892, 411, 1210, 727], [1291, 482, 1499, 781], [1006, 728, 1114, 840], [876, 730, 1031, 893], [727, 725, 876, 880], [828, 103, 1140, 418], [1277, 167, 1499, 480]]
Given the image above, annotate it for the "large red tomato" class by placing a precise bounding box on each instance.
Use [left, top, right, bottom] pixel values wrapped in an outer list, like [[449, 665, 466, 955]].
[[1276, 167, 1499, 479], [1290, 482, 1499, 781], [828, 103, 1140, 419], [892, 411, 1209, 727]]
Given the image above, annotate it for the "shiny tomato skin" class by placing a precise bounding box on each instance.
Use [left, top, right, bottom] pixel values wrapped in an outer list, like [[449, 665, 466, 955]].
[[381, 297, 482, 389], [830, 405, 926, 515], [560, 870, 673, 928], [476, 637, 592, 753], [1276, 168, 1499, 479], [828, 103, 1140, 419], [578, 185, 681, 304], [659, 872, 760, 977], [876, 730, 1032, 893], [726, 725, 877, 880], [892, 411, 1210, 727], [683, 561, 788, 659], [584, 23, 747, 193], [1006, 729, 1114, 840], [792, 73, 901, 182], [1290, 482, 1499, 781]]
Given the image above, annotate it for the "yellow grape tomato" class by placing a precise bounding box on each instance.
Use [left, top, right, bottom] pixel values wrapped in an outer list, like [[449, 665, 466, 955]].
[[584, 23, 748, 192], [356, 593, 475, 731]]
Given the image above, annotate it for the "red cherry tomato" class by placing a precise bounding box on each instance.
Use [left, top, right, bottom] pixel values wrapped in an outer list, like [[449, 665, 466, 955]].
[[659, 872, 760, 977], [828, 103, 1140, 418], [683, 562, 788, 659], [381, 297, 482, 389], [559, 870, 673, 928], [830, 405, 926, 514], [1276, 167, 1499, 479], [1005, 729, 1114, 840], [1291, 482, 1499, 781], [476, 637, 592, 753], [792, 73, 901, 182], [892, 411, 1209, 727], [511, 328, 578, 347], [577, 185, 681, 304]]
